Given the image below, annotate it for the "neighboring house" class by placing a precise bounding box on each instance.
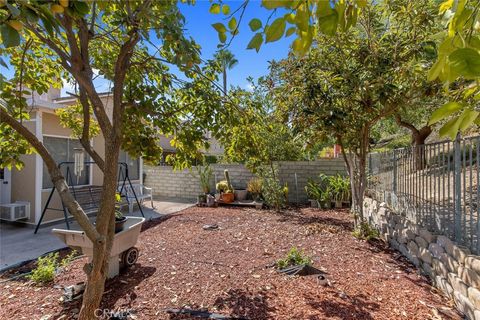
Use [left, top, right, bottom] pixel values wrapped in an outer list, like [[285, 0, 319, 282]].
[[157, 129, 224, 165], [0, 88, 142, 226]]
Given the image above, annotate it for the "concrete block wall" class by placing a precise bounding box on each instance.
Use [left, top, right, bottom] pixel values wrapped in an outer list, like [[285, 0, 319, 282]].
[[143, 159, 346, 203], [364, 197, 480, 320]]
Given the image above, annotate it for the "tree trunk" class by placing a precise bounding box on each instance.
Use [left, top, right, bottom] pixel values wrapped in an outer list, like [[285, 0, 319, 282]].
[[412, 125, 431, 171], [393, 114, 431, 171], [79, 141, 120, 319]]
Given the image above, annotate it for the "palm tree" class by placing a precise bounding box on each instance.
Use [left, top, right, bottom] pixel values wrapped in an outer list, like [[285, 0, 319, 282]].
[[214, 49, 238, 95]]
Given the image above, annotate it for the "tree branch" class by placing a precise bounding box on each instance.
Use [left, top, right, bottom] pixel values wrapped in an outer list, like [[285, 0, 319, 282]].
[[78, 88, 105, 171]]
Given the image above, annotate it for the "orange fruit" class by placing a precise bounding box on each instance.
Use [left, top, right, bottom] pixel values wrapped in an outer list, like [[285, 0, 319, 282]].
[[8, 20, 23, 31], [59, 0, 69, 7], [51, 4, 64, 13]]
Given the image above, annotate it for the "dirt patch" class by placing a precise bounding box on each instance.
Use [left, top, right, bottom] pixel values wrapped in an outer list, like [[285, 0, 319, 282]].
[[0, 207, 461, 319]]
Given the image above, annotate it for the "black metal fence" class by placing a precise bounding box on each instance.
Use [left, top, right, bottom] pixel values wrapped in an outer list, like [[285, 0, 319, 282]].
[[367, 135, 480, 253]]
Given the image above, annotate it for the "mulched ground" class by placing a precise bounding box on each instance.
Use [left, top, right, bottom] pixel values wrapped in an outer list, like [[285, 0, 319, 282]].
[[0, 207, 462, 320]]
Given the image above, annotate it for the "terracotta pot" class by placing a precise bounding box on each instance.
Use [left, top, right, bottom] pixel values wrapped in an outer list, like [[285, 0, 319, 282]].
[[221, 192, 234, 203]]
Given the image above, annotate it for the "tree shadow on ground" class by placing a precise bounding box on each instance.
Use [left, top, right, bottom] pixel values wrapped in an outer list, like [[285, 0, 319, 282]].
[[213, 288, 276, 320], [357, 238, 440, 296], [101, 264, 157, 309], [50, 264, 157, 319], [305, 291, 379, 320], [141, 214, 175, 232]]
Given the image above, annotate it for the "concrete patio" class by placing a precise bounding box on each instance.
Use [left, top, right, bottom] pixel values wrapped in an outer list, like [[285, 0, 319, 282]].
[[0, 198, 194, 272]]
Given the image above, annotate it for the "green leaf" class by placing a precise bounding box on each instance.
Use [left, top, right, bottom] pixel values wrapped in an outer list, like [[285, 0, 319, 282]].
[[247, 33, 263, 52], [209, 3, 221, 14], [73, 1, 89, 16], [318, 10, 338, 36], [356, 0, 368, 8], [458, 109, 480, 132], [429, 102, 463, 125], [0, 24, 20, 48], [261, 0, 292, 10], [228, 17, 237, 31], [218, 32, 227, 43], [449, 48, 480, 79], [212, 23, 226, 33], [222, 5, 230, 15], [265, 17, 286, 43], [249, 18, 262, 32], [427, 57, 445, 81], [439, 116, 461, 140], [286, 27, 296, 37]]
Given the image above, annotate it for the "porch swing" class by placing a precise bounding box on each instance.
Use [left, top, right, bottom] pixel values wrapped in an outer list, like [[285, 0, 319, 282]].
[[34, 151, 144, 234]]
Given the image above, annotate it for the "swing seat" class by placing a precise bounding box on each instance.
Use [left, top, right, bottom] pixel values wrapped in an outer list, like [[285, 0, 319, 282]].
[[122, 184, 154, 213], [69, 185, 103, 214]]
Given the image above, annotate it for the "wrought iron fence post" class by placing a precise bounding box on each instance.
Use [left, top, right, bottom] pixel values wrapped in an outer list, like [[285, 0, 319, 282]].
[[454, 133, 462, 242], [393, 149, 397, 195]]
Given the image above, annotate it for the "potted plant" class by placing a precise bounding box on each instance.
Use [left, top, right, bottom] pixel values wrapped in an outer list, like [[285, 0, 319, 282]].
[[247, 177, 263, 202], [221, 169, 235, 203], [305, 175, 331, 209], [305, 179, 320, 208], [328, 174, 350, 208], [194, 165, 212, 205], [114, 193, 127, 233]]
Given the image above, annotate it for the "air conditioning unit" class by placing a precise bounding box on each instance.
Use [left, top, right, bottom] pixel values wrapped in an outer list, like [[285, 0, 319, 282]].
[[0, 201, 30, 221]]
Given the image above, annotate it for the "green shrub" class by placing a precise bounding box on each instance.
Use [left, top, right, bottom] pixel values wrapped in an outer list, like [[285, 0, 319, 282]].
[[28, 250, 78, 285], [28, 252, 59, 284], [328, 174, 351, 202], [276, 247, 312, 269], [352, 222, 380, 241], [258, 165, 285, 211]]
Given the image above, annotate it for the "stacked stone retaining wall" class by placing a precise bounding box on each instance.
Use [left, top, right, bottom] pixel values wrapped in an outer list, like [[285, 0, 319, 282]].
[[364, 197, 480, 319]]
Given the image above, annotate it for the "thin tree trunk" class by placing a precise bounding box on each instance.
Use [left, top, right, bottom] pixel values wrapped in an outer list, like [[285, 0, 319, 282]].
[[79, 140, 120, 319]]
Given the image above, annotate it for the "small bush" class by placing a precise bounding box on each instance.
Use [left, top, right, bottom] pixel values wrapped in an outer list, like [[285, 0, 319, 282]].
[[276, 247, 312, 269], [352, 222, 379, 241], [28, 250, 78, 285], [28, 252, 59, 284], [247, 177, 263, 200], [258, 165, 285, 211]]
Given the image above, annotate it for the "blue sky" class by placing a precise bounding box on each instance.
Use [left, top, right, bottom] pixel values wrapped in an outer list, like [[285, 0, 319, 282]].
[[0, 1, 292, 95], [180, 1, 292, 90]]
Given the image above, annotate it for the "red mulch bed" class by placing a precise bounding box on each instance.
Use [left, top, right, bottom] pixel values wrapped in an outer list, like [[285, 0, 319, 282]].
[[0, 207, 461, 319]]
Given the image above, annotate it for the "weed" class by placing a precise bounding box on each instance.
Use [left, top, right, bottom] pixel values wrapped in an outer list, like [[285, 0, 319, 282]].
[[28, 250, 78, 285], [352, 222, 379, 241], [27, 252, 59, 284], [276, 247, 312, 269]]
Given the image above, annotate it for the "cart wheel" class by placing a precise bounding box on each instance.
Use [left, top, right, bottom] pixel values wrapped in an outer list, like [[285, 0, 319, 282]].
[[122, 247, 139, 267]]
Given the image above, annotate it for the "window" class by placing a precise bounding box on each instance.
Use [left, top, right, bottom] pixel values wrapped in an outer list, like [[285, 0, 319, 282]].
[[42, 136, 90, 189], [119, 150, 139, 181]]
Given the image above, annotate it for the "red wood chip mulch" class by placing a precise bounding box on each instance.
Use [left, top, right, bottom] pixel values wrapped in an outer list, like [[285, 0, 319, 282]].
[[0, 207, 462, 320]]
